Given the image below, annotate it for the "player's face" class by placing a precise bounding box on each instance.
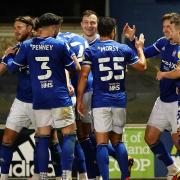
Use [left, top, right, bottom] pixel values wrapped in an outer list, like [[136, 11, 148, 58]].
[[162, 19, 171, 39], [81, 14, 98, 37], [13, 21, 32, 42], [169, 23, 180, 43]]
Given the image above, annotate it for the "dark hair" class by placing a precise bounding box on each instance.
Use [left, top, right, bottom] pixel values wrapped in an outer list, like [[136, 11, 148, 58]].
[[15, 16, 34, 28], [162, 12, 179, 22], [98, 17, 116, 36], [37, 13, 63, 28]]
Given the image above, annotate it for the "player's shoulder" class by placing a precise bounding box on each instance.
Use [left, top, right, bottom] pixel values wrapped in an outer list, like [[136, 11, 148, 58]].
[[155, 36, 169, 45]]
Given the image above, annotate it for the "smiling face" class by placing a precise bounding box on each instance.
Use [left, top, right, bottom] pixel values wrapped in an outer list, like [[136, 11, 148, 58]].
[[81, 14, 98, 38], [162, 19, 172, 39], [170, 22, 180, 44]]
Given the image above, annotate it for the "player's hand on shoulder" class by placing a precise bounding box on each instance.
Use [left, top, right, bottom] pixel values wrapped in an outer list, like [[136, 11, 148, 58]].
[[123, 23, 136, 41], [4, 46, 17, 57]]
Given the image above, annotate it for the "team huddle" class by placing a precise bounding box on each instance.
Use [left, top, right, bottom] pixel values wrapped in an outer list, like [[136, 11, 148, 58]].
[[0, 9, 180, 180]]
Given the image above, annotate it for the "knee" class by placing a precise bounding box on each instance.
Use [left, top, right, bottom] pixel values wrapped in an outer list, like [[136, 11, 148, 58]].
[[144, 134, 157, 145], [2, 129, 18, 145]]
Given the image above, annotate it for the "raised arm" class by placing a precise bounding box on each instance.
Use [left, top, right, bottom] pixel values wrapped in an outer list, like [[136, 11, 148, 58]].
[[131, 33, 147, 71]]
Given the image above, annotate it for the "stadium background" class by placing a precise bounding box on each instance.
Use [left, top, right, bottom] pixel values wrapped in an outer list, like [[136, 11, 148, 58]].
[[0, 0, 180, 179]]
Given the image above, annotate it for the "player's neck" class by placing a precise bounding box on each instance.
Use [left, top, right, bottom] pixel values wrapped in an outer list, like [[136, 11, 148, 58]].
[[100, 36, 112, 41], [84, 34, 97, 43]]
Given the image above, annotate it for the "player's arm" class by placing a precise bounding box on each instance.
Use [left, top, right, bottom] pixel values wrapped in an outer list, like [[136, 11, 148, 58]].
[[65, 69, 74, 96], [77, 64, 91, 117], [131, 34, 147, 71], [123, 23, 161, 58], [71, 54, 81, 71], [156, 62, 180, 80], [0, 46, 18, 75], [0, 63, 7, 76]]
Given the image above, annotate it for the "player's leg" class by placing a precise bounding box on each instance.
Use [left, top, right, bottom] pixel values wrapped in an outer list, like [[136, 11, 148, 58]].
[[53, 106, 76, 180], [77, 91, 99, 179], [73, 140, 88, 180], [168, 104, 180, 180], [145, 98, 180, 179], [49, 129, 62, 179], [34, 110, 52, 180], [0, 128, 18, 180], [110, 108, 129, 180], [0, 98, 29, 180], [93, 107, 113, 180]]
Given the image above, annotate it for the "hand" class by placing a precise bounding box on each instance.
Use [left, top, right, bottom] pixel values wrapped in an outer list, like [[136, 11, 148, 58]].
[[77, 100, 86, 118], [176, 87, 179, 95], [67, 84, 74, 96], [156, 71, 165, 80], [123, 23, 136, 41], [135, 33, 145, 49], [4, 46, 17, 56]]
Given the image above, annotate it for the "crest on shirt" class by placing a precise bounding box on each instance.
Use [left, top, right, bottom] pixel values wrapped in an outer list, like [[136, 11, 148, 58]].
[[162, 46, 165, 51], [178, 51, 180, 60]]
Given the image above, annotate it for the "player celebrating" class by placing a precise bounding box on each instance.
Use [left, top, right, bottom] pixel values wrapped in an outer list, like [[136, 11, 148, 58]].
[[3, 13, 81, 180], [123, 12, 180, 179], [0, 16, 35, 180], [77, 16, 147, 180]]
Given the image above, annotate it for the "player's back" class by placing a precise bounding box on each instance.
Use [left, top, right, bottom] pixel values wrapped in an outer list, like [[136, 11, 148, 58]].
[[57, 32, 93, 92], [57, 32, 89, 62], [83, 40, 138, 108], [18, 37, 74, 109]]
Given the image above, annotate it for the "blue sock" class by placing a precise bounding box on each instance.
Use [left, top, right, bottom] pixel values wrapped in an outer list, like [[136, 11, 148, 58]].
[[61, 134, 76, 170], [89, 134, 101, 177], [37, 136, 50, 173], [89, 132, 97, 147], [73, 140, 86, 173], [113, 142, 129, 180], [0, 143, 13, 174], [33, 136, 39, 174], [150, 140, 173, 166], [49, 142, 62, 177], [96, 144, 109, 180], [80, 138, 97, 178], [107, 143, 116, 159]]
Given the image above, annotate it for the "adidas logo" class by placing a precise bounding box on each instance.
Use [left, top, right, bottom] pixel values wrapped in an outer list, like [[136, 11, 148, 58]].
[[8, 132, 55, 178]]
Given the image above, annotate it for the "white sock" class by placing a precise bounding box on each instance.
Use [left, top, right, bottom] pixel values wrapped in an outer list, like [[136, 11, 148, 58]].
[[56, 176, 62, 180], [39, 172, 47, 180], [31, 173, 40, 180], [167, 163, 180, 175], [78, 172, 88, 180], [0, 174, 8, 180], [62, 170, 72, 180], [96, 176, 103, 180]]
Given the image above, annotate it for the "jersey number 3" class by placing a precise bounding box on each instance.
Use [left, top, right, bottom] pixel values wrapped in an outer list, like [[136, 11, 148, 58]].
[[35, 57, 52, 80]]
